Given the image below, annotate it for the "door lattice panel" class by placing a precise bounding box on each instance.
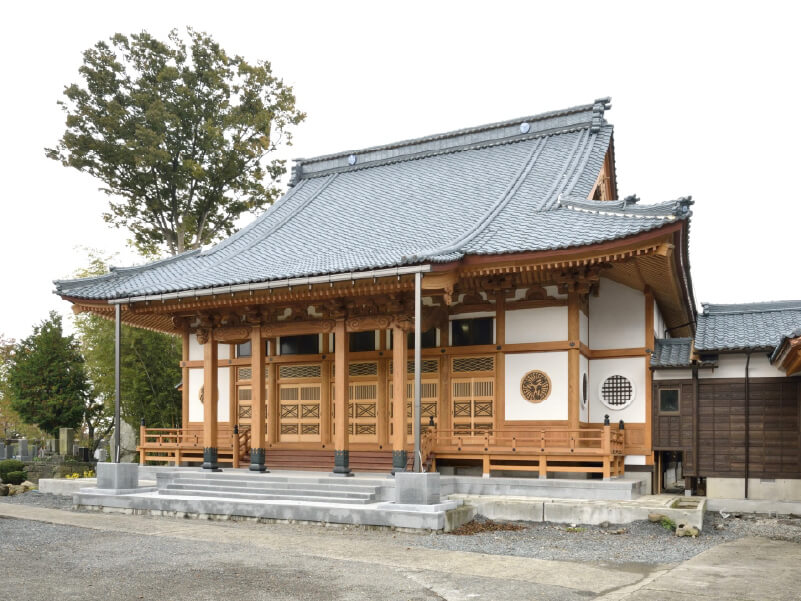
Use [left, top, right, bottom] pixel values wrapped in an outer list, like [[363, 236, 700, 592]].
[[452, 376, 494, 434], [279, 382, 322, 442]]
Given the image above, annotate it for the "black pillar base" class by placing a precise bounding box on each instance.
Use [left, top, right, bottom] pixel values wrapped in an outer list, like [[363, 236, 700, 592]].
[[332, 449, 353, 477], [202, 447, 222, 472], [391, 450, 408, 475], [249, 447, 269, 472]]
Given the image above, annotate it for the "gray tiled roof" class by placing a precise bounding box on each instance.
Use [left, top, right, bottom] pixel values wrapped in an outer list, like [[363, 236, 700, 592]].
[[695, 301, 801, 352], [651, 338, 694, 368], [54, 98, 691, 301]]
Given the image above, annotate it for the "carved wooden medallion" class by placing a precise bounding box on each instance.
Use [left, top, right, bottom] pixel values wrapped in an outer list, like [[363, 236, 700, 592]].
[[520, 370, 551, 403]]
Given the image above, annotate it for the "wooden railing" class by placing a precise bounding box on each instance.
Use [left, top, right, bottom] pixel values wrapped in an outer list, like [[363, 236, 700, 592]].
[[138, 426, 236, 466], [430, 425, 625, 478]]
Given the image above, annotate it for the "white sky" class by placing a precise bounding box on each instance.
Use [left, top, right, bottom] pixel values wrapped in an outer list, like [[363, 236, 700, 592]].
[[1, 0, 799, 342]]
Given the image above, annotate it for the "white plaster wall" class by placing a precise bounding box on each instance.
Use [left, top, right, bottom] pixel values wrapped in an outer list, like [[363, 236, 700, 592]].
[[588, 279, 645, 350], [505, 307, 567, 344], [579, 310, 589, 346], [187, 367, 230, 423], [654, 300, 666, 340], [580, 353, 589, 422], [545, 285, 567, 300], [588, 357, 646, 423], [188, 337, 230, 361], [188, 368, 203, 422], [189, 335, 203, 361], [625, 455, 646, 466], [505, 352, 568, 421], [699, 353, 782, 379], [217, 367, 230, 422], [654, 368, 693, 381]]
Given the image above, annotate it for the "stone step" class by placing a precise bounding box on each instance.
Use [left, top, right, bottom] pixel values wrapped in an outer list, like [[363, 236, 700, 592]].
[[158, 486, 374, 504], [164, 472, 392, 488], [166, 477, 382, 494], [162, 483, 375, 501]]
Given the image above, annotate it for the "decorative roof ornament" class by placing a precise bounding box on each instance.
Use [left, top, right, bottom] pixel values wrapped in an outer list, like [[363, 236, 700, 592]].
[[347, 154, 357, 166], [288, 161, 303, 187], [519, 122, 531, 134], [591, 97, 612, 133]]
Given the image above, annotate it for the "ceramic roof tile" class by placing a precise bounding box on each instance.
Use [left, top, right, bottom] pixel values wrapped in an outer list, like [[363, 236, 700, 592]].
[[651, 338, 694, 368], [695, 301, 801, 352], [54, 98, 691, 301]]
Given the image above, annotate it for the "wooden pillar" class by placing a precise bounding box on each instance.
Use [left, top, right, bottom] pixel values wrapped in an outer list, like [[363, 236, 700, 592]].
[[202, 332, 221, 471], [266, 339, 278, 446], [181, 333, 190, 431], [377, 331, 389, 449], [495, 293, 506, 431], [391, 324, 408, 473], [645, 288, 655, 465], [249, 327, 268, 471], [321, 333, 332, 447], [332, 319, 352, 475], [567, 292, 581, 430]]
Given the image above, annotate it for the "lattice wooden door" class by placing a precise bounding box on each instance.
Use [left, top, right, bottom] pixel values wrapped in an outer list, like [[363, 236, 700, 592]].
[[278, 363, 322, 442], [388, 358, 440, 441], [451, 355, 495, 436]]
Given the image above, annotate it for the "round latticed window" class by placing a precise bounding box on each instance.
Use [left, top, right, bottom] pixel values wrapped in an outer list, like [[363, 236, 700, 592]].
[[599, 375, 635, 410], [520, 370, 551, 403]]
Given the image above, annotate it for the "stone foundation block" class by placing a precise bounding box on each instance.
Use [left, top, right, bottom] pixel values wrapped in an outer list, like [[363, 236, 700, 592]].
[[97, 463, 139, 491], [395, 472, 440, 505]]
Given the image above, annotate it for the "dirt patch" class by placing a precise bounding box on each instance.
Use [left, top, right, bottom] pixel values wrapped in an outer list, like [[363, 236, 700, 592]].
[[448, 518, 526, 536]]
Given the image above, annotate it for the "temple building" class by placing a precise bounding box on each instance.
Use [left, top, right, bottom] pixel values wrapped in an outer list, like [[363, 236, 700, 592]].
[[54, 98, 800, 499]]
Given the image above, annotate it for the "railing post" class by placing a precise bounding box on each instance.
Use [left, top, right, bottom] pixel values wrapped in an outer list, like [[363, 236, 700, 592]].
[[540, 430, 545, 453], [232, 425, 240, 469], [603, 415, 611, 479], [139, 419, 146, 466]]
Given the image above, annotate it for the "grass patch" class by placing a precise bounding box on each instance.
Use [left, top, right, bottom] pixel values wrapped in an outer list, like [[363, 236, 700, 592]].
[[565, 526, 585, 533], [660, 517, 677, 531]]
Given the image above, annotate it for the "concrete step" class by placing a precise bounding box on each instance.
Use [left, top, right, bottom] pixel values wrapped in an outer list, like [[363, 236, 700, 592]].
[[157, 486, 374, 504], [164, 472, 392, 488], [162, 483, 375, 501], [167, 477, 381, 493]]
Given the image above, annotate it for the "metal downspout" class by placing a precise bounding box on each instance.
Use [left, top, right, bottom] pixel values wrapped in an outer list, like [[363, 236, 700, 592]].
[[114, 304, 121, 463], [413, 272, 422, 472], [745, 352, 752, 499]]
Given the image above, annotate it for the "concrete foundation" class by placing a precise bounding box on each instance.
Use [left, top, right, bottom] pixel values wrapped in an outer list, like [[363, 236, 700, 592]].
[[707, 477, 801, 502], [97, 463, 139, 492], [395, 472, 440, 505]]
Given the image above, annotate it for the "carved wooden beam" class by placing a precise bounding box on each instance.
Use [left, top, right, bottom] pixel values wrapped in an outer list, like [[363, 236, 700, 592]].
[[261, 320, 336, 337], [345, 315, 394, 332], [213, 326, 252, 343]]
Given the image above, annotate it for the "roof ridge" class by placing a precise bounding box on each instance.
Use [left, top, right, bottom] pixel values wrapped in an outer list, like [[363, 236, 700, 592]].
[[298, 99, 608, 166], [701, 300, 801, 315]]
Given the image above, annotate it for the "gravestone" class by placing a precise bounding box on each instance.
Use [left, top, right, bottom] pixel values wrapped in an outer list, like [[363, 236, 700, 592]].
[[77, 447, 90, 462], [0, 443, 5, 460], [59, 428, 75, 456], [94, 448, 108, 462], [47, 439, 58, 453], [17, 438, 29, 460]]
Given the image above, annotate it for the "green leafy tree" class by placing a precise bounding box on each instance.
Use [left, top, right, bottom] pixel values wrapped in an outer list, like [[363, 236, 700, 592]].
[[46, 28, 305, 257], [6, 314, 88, 435], [73, 255, 182, 431], [0, 335, 44, 439]]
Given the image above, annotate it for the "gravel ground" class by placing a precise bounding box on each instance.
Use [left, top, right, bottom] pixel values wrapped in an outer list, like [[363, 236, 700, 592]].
[[398, 513, 801, 564], [3, 490, 801, 566], [0, 491, 74, 509]]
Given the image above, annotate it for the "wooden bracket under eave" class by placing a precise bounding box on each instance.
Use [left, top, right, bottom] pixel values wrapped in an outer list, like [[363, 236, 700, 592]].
[[421, 269, 459, 305], [655, 242, 674, 257]]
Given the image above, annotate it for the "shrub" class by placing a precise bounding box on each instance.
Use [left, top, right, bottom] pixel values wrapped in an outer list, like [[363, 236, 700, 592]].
[[0, 459, 26, 482], [4, 471, 26, 485], [660, 517, 677, 532]]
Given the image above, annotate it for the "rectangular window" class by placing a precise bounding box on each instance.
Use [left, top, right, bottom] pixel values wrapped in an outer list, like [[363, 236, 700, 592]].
[[659, 388, 680, 413], [235, 340, 252, 358], [349, 330, 376, 352], [451, 317, 493, 347], [280, 334, 319, 356], [389, 328, 438, 349]]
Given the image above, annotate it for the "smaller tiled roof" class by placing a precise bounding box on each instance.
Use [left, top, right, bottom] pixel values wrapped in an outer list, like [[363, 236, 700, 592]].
[[695, 301, 801, 352], [651, 338, 694, 368]]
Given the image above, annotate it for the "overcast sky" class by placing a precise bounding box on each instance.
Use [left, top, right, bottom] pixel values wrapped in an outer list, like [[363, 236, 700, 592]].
[[0, 0, 798, 342]]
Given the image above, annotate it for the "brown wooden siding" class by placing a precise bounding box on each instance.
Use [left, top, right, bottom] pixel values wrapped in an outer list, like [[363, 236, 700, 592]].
[[653, 376, 801, 479]]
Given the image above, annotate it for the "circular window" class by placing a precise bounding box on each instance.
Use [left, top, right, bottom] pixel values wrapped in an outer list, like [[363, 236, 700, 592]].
[[599, 375, 635, 410], [520, 370, 551, 403], [582, 373, 588, 407]]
